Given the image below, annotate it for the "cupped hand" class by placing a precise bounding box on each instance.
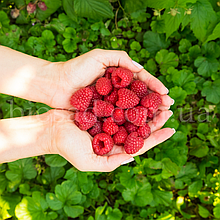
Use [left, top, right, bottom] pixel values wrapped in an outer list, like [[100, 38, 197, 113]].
[[49, 49, 173, 110], [47, 108, 174, 172]]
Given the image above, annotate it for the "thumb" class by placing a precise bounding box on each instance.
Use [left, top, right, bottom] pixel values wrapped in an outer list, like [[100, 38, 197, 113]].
[[97, 49, 143, 73]]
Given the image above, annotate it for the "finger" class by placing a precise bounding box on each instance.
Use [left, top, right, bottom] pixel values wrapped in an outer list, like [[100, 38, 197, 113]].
[[88, 153, 134, 172], [148, 110, 173, 133], [132, 128, 175, 156], [161, 95, 175, 107], [136, 69, 169, 95], [93, 49, 143, 73]]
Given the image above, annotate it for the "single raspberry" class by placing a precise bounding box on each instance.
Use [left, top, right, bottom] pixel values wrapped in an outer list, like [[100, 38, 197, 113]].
[[130, 80, 148, 98], [38, 1, 47, 11], [70, 87, 93, 111], [74, 111, 97, 130], [96, 77, 112, 95], [112, 108, 126, 125], [92, 133, 114, 155], [104, 88, 118, 105], [116, 88, 140, 109], [27, 3, 36, 13], [87, 85, 102, 103], [137, 123, 151, 139], [125, 106, 148, 126], [88, 120, 102, 137], [141, 92, 162, 114], [93, 100, 114, 117], [124, 121, 138, 133], [104, 67, 116, 79], [111, 67, 133, 88], [113, 126, 128, 146], [102, 117, 119, 135], [124, 132, 144, 154]]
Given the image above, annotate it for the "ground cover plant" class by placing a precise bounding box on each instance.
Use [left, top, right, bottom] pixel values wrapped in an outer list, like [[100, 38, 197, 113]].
[[0, 0, 220, 219]]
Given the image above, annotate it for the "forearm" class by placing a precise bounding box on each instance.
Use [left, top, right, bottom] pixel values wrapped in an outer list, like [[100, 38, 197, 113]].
[[0, 112, 52, 164], [0, 46, 62, 106]]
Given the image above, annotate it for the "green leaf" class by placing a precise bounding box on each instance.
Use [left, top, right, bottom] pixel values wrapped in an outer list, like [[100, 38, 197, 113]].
[[0, 11, 10, 28], [130, 41, 141, 51], [145, 0, 173, 8], [41, 167, 65, 184], [206, 22, 220, 43], [188, 180, 203, 198], [63, 27, 76, 39], [107, 208, 122, 220], [55, 180, 82, 205], [46, 193, 63, 210], [163, 7, 185, 39], [15, 191, 49, 220], [178, 39, 192, 53], [201, 79, 220, 104], [62, 38, 77, 53], [198, 205, 210, 218], [124, 0, 147, 13], [63, 0, 77, 21], [214, 204, 220, 218], [190, 138, 209, 158], [169, 86, 187, 105], [151, 190, 173, 207], [45, 154, 67, 167], [41, 30, 56, 48], [190, 0, 216, 42], [64, 205, 84, 218], [155, 49, 179, 74], [161, 158, 180, 178], [0, 173, 7, 195], [74, 0, 114, 20], [36, 0, 62, 21], [0, 195, 21, 219], [6, 158, 37, 183], [143, 31, 170, 55], [194, 56, 219, 77]]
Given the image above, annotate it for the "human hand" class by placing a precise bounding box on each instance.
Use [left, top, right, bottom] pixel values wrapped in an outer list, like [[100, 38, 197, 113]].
[[48, 49, 173, 110], [48, 108, 174, 172]]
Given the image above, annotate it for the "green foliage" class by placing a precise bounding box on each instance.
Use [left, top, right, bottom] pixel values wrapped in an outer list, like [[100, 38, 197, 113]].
[[0, 0, 220, 219]]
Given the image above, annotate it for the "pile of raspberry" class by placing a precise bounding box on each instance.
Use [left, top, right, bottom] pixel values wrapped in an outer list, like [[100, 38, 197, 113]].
[[70, 67, 162, 156]]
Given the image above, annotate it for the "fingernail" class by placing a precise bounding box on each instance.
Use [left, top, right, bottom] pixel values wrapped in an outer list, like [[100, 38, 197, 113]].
[[169, 110, 173, 117], [132, 60, 143, 69], [165, 88, 169, 94], [171, 99, 175, 105], [121, 157, 134, 165], [171, 128, 176, 133]]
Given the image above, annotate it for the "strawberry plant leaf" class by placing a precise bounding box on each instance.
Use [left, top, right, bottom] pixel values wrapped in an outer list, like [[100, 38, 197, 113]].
[[150, 189, 173, 206], [74, 0, 114, 20], [145, 0, 174, 9], [63, 0, 78, 22], [41, 167, 65, 184], [143, 31, 170, 55], [205, 22, 220, 43], [46, 193, 63, 210], [155, 49, 179, 74], [188, 180, 203, 197], [201, 79, 220, 104], [198, 205, 210, 218], [64, 205, 84, 218], [45, 154, 67, 167]]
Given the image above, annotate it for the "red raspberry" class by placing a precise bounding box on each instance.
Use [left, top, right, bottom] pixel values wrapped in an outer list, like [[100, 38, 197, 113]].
[[113, 126, 128, 146], [116, 88, 140, 109], [125, 106, 148, 126], [93, 100, 114, 117], [111, 67, 133, 88], [74, 111, 97, 130], [124, 132, 144, 154], [92, 133, 114, 155], [96, 77, 112, 95], [104, 88, 118, 105], [70, 87, 93, 111], [38, 1, 47, 11], [87, 85, 102, 103], [141, 92, 162, 114], [104, 67, 116, 79], [124, 121, 138, 133], [88, 120, 102, 137], [130, 80, 148, 98], [102, 117, 119, 135], [147, 111, 154, 120], [27, 3, 36, 13], [137, 123, 151, 139], [112, 108, 126, 125]]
